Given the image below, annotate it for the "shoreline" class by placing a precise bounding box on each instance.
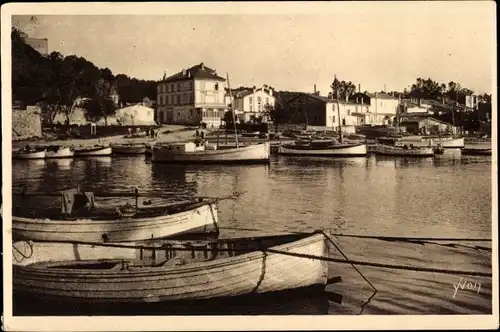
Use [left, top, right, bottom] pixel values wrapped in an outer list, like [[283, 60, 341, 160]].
[[12, 125, 204, 149]]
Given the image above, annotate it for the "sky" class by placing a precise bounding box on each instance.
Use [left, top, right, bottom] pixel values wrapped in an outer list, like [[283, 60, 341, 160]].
[[11, 2, 495, 95]]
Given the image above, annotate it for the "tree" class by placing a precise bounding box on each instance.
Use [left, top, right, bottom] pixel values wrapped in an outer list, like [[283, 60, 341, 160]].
[[83, 78, 116, 124], [12, 25, 156, 121], [410, 77, 444, 100], [330, 75, 356, 101], [262, 102, 288, 133], [223, 110, 236, 129]]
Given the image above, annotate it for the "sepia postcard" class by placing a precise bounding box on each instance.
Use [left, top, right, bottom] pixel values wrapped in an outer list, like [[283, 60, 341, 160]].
[[1, 1, 498, 331]]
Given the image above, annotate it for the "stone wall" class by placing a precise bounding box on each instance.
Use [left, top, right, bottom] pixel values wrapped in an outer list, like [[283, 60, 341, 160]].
[[12, 108, 42, 141]]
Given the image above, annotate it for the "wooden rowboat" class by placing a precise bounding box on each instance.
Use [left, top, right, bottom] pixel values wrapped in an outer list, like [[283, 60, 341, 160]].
[[12, 231, 330, 305], [279, 141, 367, 157], [461, 148, 492, 156], [74, 146, 112, 157], [372, 144, 435, 157], [12, 199, 219, 242], [13, 148, 46, 160], [151, 142, 270, 164], [111, 144, 147, 155]]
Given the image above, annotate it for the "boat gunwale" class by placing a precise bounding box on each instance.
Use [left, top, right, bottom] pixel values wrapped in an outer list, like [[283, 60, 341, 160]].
[[14, 232, 325, 277], [152, 142, 270, 156], [12, 201, 216, 226], [280, 142, 367, 151]]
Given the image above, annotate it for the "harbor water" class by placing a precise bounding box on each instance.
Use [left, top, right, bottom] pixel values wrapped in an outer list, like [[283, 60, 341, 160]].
[[11, 150, 492, 315]]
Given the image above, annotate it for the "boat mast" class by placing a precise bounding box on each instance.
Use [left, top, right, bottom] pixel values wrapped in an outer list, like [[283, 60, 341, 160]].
[[333, 75, 343, 144], [226, 73, 239, 148]]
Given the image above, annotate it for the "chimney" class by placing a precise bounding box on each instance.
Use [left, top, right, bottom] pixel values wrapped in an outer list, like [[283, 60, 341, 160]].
[[314, 84, 317, 94], [200, 62, 204, 70], [269, 87, 273, 97], [358, 84, 361, 93], [182, 69, 186, 76]]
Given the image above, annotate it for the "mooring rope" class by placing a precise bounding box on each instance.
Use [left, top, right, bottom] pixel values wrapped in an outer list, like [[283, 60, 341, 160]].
[[24, 238, 492, 277], [320, 231, 378, 314], [12, 241, 34, 263], [217, 226, 492, 243], [262, 248, 492, 277]]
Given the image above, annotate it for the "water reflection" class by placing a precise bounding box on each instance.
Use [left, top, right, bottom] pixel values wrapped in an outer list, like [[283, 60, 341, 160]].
[[45, 158, 73, 170], [10, 152, 492, 315]]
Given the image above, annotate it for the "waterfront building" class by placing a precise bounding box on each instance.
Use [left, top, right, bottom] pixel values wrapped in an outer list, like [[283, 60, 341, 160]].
[[156, 63, 226, 128], [399, 115, 459, 135], [350, 92, 399, 125], [115, 104, 156, 126], [230, 85, 275, 123], [286, 93, 361, 133]]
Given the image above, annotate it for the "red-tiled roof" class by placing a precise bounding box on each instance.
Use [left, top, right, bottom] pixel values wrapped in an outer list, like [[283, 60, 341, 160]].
[[164, 63, 225, 82]]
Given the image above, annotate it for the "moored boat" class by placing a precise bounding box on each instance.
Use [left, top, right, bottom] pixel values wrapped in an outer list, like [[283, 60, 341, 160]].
[[461, 148, 492, 156], [397, 135, 465, 149], [13, 147, 46, 160], [278, 140, 367, 157], [151, 141, 270, 164], [372, 143, 434, 157], [12, 231, 330, 305], [45, 146, 75, 159], [12, 192, 219, 242], [111, 143, 147, 155], [74, 145, 112, 157]]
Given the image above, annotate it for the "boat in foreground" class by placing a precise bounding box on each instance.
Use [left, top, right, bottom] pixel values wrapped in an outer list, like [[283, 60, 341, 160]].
[[279, 139, 367, 157], [12, 231, 329, 305], [372, 143, 435, 157], [74, 145, 112, 157], [12, 193, 219, 242], [13, 147, 46, 160], [151, 141, 270, 164], [45, 146, 75, 159]]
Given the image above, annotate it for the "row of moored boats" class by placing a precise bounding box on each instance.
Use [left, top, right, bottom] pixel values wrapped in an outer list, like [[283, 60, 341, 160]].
[[13, 134, 489, 165]]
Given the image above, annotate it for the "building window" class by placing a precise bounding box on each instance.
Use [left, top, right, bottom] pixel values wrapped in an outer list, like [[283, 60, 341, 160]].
[[265, 97, 269, 105], [215, 83, 219, 91], [167, 95, 171, 105], [168, 84, 172, 92], [332, 115, 336, 124], [257, 96, 262, 104]]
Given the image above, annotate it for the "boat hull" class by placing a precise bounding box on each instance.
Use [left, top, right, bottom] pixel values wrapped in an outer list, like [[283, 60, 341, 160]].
[[12, 201, 219, 242], [13, 232, 329, 304], [397, 136, 465, 149], [372, 144, 434, 157], [278, 143, 367, 157], [13, 150, 46, 160], [152, 142, 270, 164], [45, 147, 75, 159], [112, 145, 147, 155], [74, 147, 113, 157], [461, 148, 492, 156]]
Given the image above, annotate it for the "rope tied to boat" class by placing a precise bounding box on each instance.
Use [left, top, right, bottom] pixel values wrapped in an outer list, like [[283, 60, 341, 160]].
[[319, 230, 378, 314], [12, 240, 34, 263]]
